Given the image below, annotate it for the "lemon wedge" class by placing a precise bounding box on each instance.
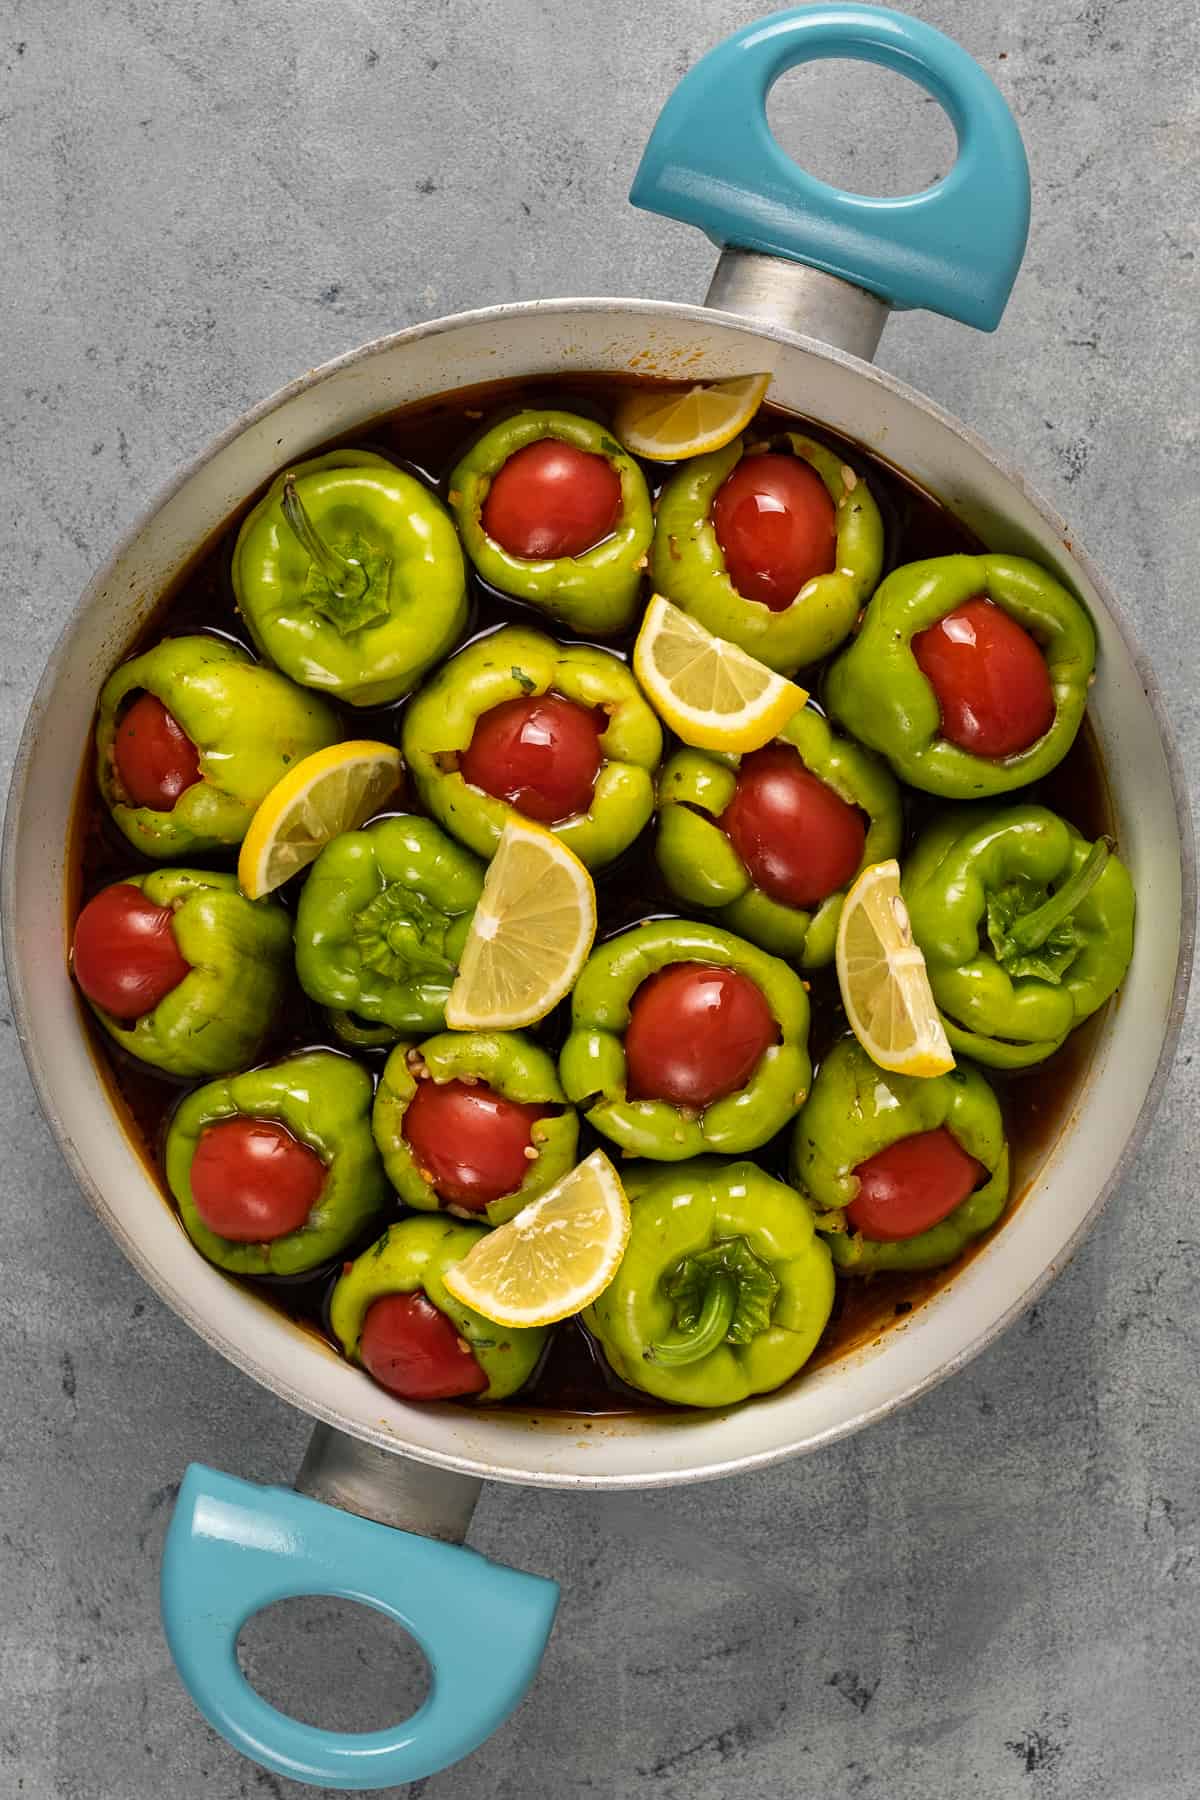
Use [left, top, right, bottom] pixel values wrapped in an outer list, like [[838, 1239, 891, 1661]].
[[612, 373, 771, 460], [237, 740, 401, 899], [632, 594, 807, 752], [444, 819, 597, 1030], [443, 1150, 631, 1327], [835, 859, 955, 1078]]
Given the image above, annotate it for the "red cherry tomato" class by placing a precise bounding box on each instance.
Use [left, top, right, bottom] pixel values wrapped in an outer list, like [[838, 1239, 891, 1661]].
[[624, 962, 777, 1108], [912, 596, 1055, 758], [846, 1126, 984, 1242], [482, 438, 623, 559], [720, 744, 866, 909], [113, 692, 202, 810], [72, 883, 191, 1021], [189, 1118, 327, 1243], [403, 1077, 552, 1209], [711, 452, 837, 612], [460, 692, 603, 824], [359, 1292, 489, 1400]]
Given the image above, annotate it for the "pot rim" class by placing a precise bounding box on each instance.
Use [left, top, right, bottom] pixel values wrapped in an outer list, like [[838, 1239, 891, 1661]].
[[4, 295, 1194, 1487]]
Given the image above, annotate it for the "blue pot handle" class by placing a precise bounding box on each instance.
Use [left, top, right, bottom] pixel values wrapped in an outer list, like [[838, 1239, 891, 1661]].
[[629, 3, 1030, 330], [161, 1465, 559, 1791]]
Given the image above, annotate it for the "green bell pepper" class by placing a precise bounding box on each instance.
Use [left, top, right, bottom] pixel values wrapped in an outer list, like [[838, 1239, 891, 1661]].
[[372, 1031, 579, 1225], [330, 1216, 547, 1401], [324, 1009, 410, 1051], [294, 815, 486, 1034], [232, 451, 468, 707], [79, 870, 291, 1078], [165, 1050, 388, 1276], [655, 704, 902, 966], [448, 410, 653, 635], [559, 919, 811, 1159], [96, 635, 340, 859], [585, 1157, 834, 1407], [824, 553, 1096, 797], [650, 433, 884, 674], [902, 803, 1135, 1069], [790, 1037, 1010, 1273], [402, 625, 663, 869]]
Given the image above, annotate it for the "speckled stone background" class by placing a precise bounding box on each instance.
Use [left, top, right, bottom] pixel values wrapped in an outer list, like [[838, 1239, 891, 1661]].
[[1, 1, 1196, 1795]]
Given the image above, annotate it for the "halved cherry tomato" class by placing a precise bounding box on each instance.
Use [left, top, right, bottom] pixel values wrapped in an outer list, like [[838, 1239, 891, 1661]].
[[403, 1077, 552, 1209], [625, 962, 777, 1108], [460, 692, 603, 824], [359, 1292, 489, 1400], [712, 452, 837, 611], [720, 744, 866, 909], [846, 1126, 984, 1242], [189, 1117, 326, 1242], [72, 883, 191, 1021], [482, 439, 623, 559], [113, 692, 202, 810], [912, 595, 1055, 758]]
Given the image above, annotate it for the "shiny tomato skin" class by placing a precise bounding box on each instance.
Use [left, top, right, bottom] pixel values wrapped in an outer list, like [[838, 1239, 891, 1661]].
[[460, 692, 603, 824], [403, 1078, 552, 1209], [359, 1292, 489, 1400], [911, 596, 1055, 758], [189, 1118, 327, 1242], [113, 692, 202, 810], [711, 452, 838, 612], [624, 962, 778, 1108], [482, 438, 623, 559], [72, 883, 191, 1021], [720, 744, 866, 909], [847, 1126, 984, 1242]]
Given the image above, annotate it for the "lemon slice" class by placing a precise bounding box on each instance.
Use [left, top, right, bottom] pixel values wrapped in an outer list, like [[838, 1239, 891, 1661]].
[[633, 594, 807, 752], [443, 1150, 631, 1326], [836, 860, 955, 1079], [238, 740, 402, 899], [612, 373, 771, 460], [444, 819, 597, 1030]]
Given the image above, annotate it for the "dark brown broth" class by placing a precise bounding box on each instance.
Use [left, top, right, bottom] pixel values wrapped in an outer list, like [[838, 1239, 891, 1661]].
[[68, 373, 1113, 1417]]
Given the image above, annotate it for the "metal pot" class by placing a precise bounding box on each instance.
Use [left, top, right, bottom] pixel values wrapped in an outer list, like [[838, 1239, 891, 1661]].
[[4, 7, 1192, 1791]]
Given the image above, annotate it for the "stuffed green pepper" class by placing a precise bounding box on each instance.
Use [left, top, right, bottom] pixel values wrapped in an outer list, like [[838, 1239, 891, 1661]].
[[559, 919, 810, 1159], [165, 1050, 388, 1276], [233, 451, 468, 706], [331, 1217, 548, 1400], [448, 410, 653, 634], [791, 1037, 1010, 1273]]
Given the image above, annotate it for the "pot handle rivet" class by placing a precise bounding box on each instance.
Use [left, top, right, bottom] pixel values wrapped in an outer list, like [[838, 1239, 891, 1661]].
[[630, 3, 1030, 334], [161, 1464, 558, 1789]]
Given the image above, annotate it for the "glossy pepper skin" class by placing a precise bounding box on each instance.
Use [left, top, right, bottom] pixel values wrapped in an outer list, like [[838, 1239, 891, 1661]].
[[330, 1216, 547, 1401], [96, 636, 340, 859], [585, 1157, 834, 1407], [902, 803, 1135, 1069], [449, 410, 654, 635], [165, 1051, 388, 1276], [650, 434, 884, 674], [402, 625, 663, 869], [790, 1037, 1010, 1274], [559, 919, 810, 1159], [824, 554, 1096, 797], [294, 816, 485, 1035], [232, 451, 468, 707], [373, 1031, 579, 1225], [655, 704, 901, 967], [76, 870, 291, 1078]]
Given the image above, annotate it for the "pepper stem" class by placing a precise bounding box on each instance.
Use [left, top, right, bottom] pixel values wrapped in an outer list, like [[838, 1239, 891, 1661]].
[[648, 1275, 737, 1366], [281, 473, 369, 604], [1006, 837, 1113, 952]]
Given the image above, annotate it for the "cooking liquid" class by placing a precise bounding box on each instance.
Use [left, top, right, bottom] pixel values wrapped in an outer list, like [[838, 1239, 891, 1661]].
[[70, 374, 1113, 1416]]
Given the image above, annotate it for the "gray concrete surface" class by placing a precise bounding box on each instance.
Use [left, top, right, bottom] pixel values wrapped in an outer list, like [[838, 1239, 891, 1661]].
[[1, 1, 1196, 1795]]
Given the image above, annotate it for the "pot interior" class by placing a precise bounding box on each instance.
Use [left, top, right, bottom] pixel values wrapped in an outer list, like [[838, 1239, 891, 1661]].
[[6, 300, 1190, 1487]]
